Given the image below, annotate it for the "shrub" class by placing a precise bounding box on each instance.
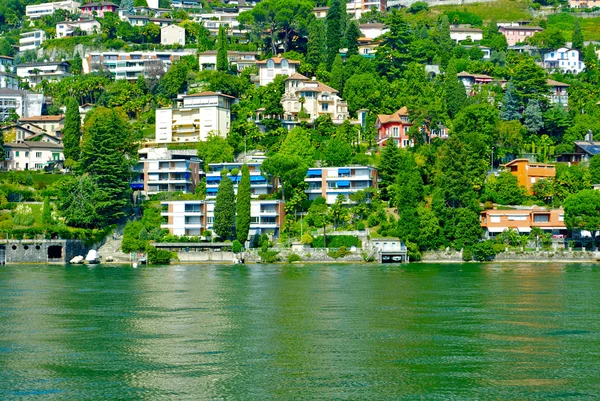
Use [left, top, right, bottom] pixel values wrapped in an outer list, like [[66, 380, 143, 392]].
[[147, 246, 172, 265], [301, 233, 313, 245], [287, 253, 302, 263], [312, 235, 361, 248], [493, 243, 506, 254], [357, 221, 365, 231], [462, 248, 473, 261], [406, 241, 421, 262], [259, 249, 280, 263], [232, 240, 243, 253], [471, 240, 497, 262], [229, 168, 239, 176]]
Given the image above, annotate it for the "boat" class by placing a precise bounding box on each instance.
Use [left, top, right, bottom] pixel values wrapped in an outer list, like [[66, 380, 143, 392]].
[[85, 250, 100, 264], [70, 255, 84, 264]]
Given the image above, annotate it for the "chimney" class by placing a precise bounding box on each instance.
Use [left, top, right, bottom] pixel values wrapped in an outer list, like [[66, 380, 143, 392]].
[[585, 129, 593, 142]]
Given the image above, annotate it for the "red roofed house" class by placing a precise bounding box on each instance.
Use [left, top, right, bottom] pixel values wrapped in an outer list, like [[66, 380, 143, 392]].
[[79, 2, 119, 18], [376, 107, 414, 148]]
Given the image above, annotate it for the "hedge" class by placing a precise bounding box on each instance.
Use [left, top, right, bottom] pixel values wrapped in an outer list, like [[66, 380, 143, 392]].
[[311, 235, 361, 249]]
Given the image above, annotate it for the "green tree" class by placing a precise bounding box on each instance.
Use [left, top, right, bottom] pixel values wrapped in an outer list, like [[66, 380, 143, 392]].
[[330, 54, 344, 92], [511, 56, 550, 107], [376, 10, 413, 78], [157, 61, 189, 100], [500, 81, 520, 121], [445, 58, 467, 118], [56, 175, 100, 228], [236, 164, 251, 243], [214, 174, 236, 240], [120, 0, 134, 14], [326, 0, 344, 68], [279, 126, 315, 160], [63, 97, 81, 164], [564, 189, 600, 237], [523, 99, 543, 134], [322, 137, 353, 166], [307, 19, 326, 73], [572, 18, 584, 52], [482, 172, 526, 205], [345, 20, 361, 58], [197, 133, 235, 166], [216, 25, 228, 72], [261, 154, 310, 200], [435, 15, 453, 68], [42, 196, 53, 225], [590, 154, 600, 185]]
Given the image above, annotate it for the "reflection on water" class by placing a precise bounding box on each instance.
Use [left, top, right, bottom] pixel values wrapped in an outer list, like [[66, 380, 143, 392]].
[[1, 263, 600, 400]]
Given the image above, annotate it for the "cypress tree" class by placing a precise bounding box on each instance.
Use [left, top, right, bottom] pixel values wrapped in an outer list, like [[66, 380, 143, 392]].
[[326, 0, 343, 69], [436, 15, 453, 68], [307, 19, 326, 73], [216, 25, 228, 72], [0, 127, 6, 161], [42, 196, 53, 225], [214, 173, 236, 240], [524, 99, 543, 134], [330, 54, 344, 92], [236, 164, 251, 244], [500, 81, 521, 121], [445, 58, 467, 118], [63, 97, 81, 164], [345, 20, 361, 58], [572, 19, 584, 52]]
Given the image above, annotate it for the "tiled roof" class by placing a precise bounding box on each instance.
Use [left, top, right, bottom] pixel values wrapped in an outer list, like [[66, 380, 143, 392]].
[[547, 79, 569, 87], [256, 57, 301, 65], [5, 141, 63, 149], [499, 26, 543, 31], [19, 115, 65, 122], [80, 2, 119, 7], [377, 106, 409, 124], [183, 91, 236, 99], [286, 72, 309, 80]]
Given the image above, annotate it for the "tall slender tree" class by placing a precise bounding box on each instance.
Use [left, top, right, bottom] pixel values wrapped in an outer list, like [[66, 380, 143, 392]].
[[330, 54, 344, 92], [524, 99, 543, 134], [345, 20, 361, 58], [307, 19, 326, 73], [214, 172, 236, 240], [63, 97, 82, 164], [445, 58, 467, 118], [500, 81, 520, 121], [217, 25, 228, 72], [236, 164, 251, 244], [572, 18, 584, 52], [326, 0, 343, 69], [436, 15, 453, 68]]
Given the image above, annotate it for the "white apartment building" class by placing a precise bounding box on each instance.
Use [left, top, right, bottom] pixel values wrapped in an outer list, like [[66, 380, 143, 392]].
[[0, 73, 19, 90], [0, 89, 43, 122], [256, 57, 300, 86], [305, 166, 377, 204], [161, 199, 285, 237], [132, 148, 201, 195], [155, 92, 235, 144], [2, 141, 64, 171], [188, 8, 243, 35], [161, 24, 185, 46], [205, 162, 273, 199], [0, 56, 13, 74], [83, 50, 193, 80], [282, 73, 349, 125], [346, 0, 386, 20], [56, 19, 101, 38], [450, 27, 483, 43], [16, 62, 71, 88], [19, 30, 46, 52], [198, 51, 259, 71], [359, 23, 388, 39], [543, 47, 585, 74], [26, 0, 80, 19]]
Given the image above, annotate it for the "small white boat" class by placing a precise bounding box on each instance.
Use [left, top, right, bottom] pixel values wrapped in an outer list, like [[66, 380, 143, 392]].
[[70, 255, 84, 264], [85, 250, 100, 264]]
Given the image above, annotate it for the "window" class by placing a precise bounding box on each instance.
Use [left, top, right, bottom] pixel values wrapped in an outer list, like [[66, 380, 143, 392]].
[[35, 152, 42, 158], [250, 217, 259, 223], [281, 59, 288, 69], [266, 59, 274, 68], [533, 214, 549, 223], [490, 216, 501, 223], [392, 127, 399, 137], [206, 217, 214, 223], [15, 151, 19, 157], [185, 204, 201, 212], [321, 103, 329, 112], [35, 163, 44, 169]]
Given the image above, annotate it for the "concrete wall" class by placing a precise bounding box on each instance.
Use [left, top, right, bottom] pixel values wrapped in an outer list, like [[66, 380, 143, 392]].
[[175, 250, 236, 262], [4, 239, 88, 264]]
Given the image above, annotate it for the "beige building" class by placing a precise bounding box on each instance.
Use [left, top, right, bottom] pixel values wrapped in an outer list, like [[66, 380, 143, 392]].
[[256, 57, 300, 86], [281, 73, 349, 125], [160, 24, 185, 46], [19, 115, 65, 137], [2, 141, 64, 171], [155, 92, 235, 144]]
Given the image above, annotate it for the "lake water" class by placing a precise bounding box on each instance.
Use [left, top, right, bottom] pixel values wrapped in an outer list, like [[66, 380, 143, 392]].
[[1, 263, 600, 400]]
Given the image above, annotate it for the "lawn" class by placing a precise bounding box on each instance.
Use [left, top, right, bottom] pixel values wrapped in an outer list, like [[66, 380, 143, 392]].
[[431, 0, 533, 23]]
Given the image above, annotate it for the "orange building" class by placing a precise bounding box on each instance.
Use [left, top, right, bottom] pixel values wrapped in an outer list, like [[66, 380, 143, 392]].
[[502, 159, 556, 192], [480, 208, 567, 238]]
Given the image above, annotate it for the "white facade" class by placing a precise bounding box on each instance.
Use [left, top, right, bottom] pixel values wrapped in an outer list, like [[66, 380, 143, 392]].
[[305, 166, 377, 204], [161, 24, 185, 46], [282, 74, 349, 124], [358, 23, 388, 40], [198, 51, 258, 71], [161, 200, 285, 237], [155, 92, 235, 144], [543, 47, 585, 74], [450, 27, 483, 43], [19, 30, 46, 52], [2, 142, 64, 171], [205, 162, 273, 199], [26, 1, 80, 19], [16, 62, 71, 88], [0, 89, 43, 122], [256, 57, 300, 86], [132, 148, 201, 195], [56, 19, 100, 38], [346, 0, 386, 20], [0, 56, 13, 74], [0, 73, 19, 90], [83, 50, 193, 80]]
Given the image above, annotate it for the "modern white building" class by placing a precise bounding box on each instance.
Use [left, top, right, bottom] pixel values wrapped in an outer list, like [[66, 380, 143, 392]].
[[56, 19, 101, 38], [161, 199, 286, 237], [19, 30, 46, 52], [358, 23, 388, 40], [131, 148, 201, 195], [0, 73, 19, 90], [281, 73, 349, 125], [256, 57, 300, 86], [26, 0, 81, 19], [0, 89, 43, 122], [155, 92, 235, 144], [450, 27, 483, 43], [305, 166, 377, 204], [83, 50, 194, 80], [205, 162, 273, 199], [0, 56, 13, 74], [160, 24, 185, 46], [16, 62, 71, 88], [543, 47, 585, 74], [346, 0, 386, 20], [2, 141, 64, 171], [198, 51, 259, 71]]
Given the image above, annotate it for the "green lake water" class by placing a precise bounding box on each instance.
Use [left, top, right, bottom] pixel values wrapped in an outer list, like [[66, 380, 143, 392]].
[[1, 263, 600, 400]]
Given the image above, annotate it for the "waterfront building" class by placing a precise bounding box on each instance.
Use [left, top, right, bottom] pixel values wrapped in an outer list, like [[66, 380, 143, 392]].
[[205, 161, 272, 199], [305, 166, 377, 204], [480, 208, 567, 238], [16, 62, 71, 88], [0, 89, 44, 121], [155, 92, 235, 144], [26, 0, 80, 19], [131, 148, 201, 195], [161, 199, 285, 237], [2, 141, 64, 171], [82, 50, 193, 80], [19, 30, 46, 52], [18, 115, 65, 137], [501, 159, 556, 193], [256, 57, 300, 86], [198, 51, 259, 71], [161, 24, 186, 46], [56, 19, 101, 38]]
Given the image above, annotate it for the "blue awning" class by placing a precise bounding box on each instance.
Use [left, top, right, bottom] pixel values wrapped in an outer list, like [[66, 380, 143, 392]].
[[251, 176, 266, 182], [230, 176, 241, 182], [336, 180, 350, 187], [130, 183, 144, 190], [206, 188, 218, 193], [338, 168, 350, 174], [307, 169, 322, 177], [206, 176, 220, 183]]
